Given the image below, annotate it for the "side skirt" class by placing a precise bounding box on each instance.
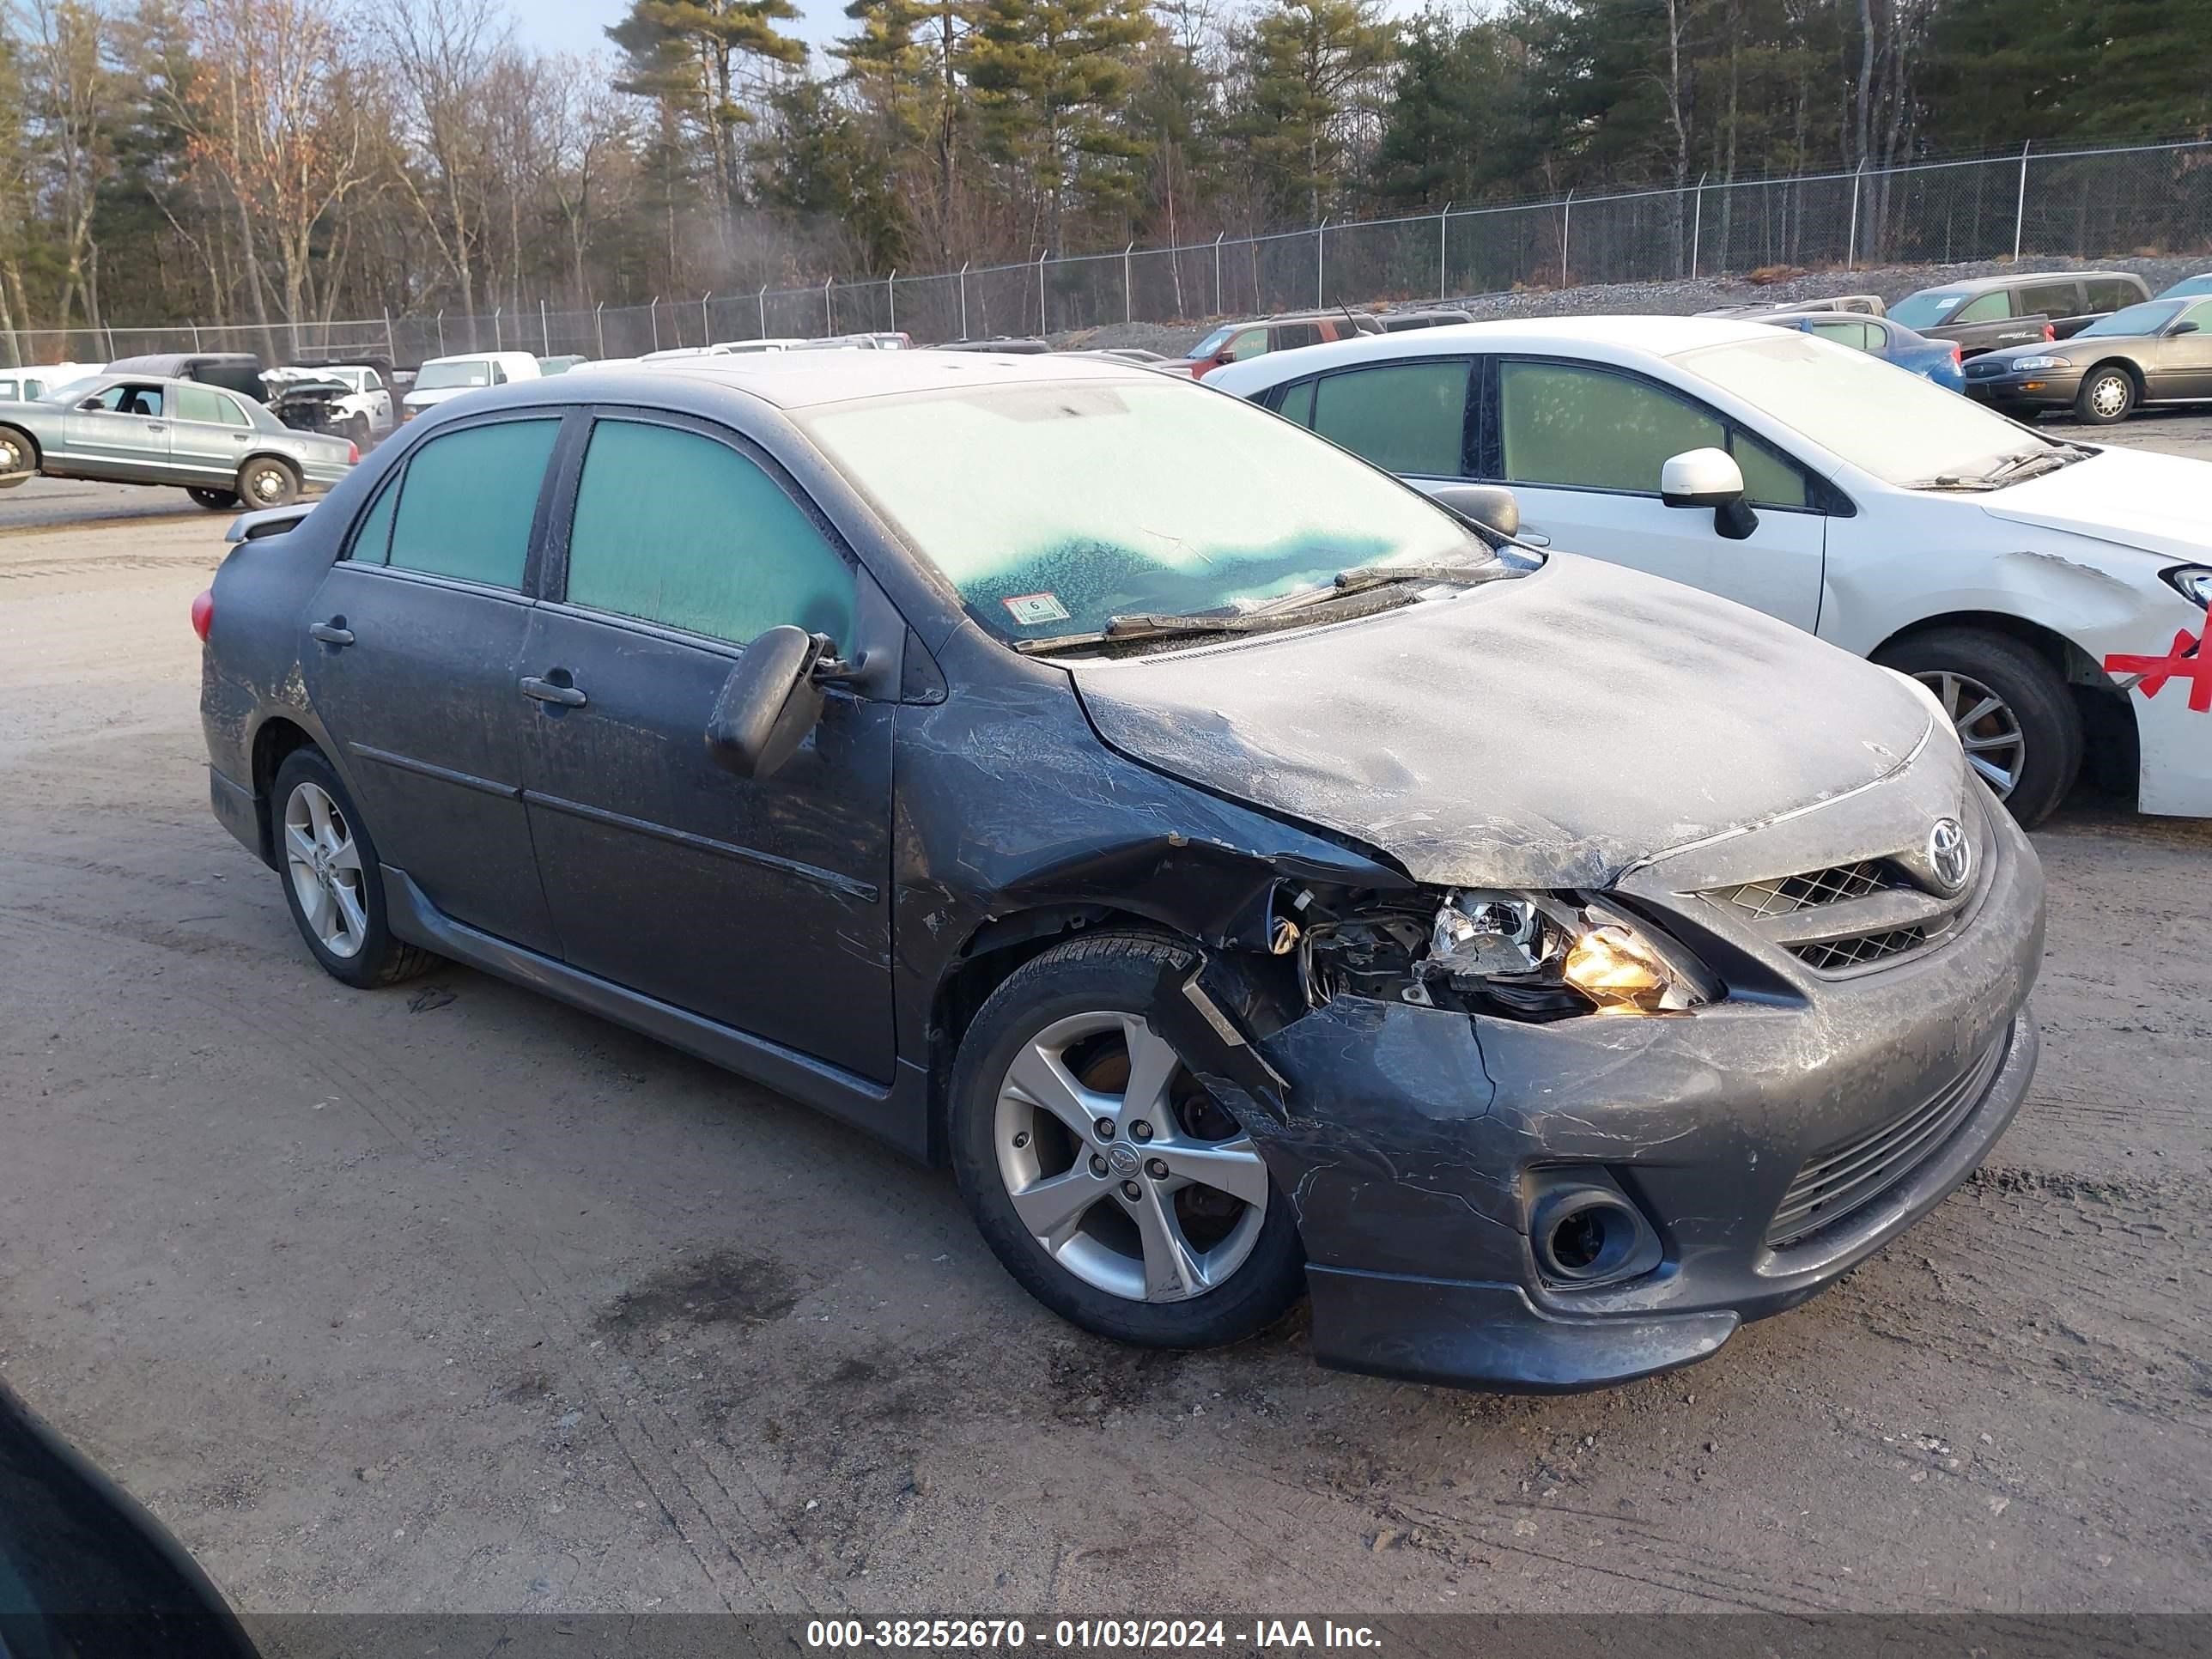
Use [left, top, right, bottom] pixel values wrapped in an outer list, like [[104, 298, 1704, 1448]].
[[381, 866, 933, 1162]]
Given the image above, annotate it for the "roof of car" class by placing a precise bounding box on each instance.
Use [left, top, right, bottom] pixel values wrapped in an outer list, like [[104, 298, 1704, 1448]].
[[1202, 314, 1784, 393], [605, 348, 1155, 411], [1905, 270, 2142, 298]]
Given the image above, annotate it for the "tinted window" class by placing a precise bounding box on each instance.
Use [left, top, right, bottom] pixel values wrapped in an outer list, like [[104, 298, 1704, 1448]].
[[1276, 378, 1316, 426], [1730, 430, 1810, 510], [2017, 282, 2082, 319], [1499, 361, 1723, 495], [1952, 292, 2010, 324], [1273, 323, 1322, 351], [386, 419, 558, 588], [173, 384, 228, 424], [349, 474, 400, 564], [1311, 361, 1468, 477], [565, 420, 854, 648], [2087, 279, 2145, 313]]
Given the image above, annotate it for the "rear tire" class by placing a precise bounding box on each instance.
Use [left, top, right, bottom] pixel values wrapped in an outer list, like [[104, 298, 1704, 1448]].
[[1875, 628, 2081, 828], [238, 455, 301, 507], [268, 747, 436, 989], [948, 930, 1305, 1349], [2073, 365, 2136, 424], [188, 486, 240, 511]]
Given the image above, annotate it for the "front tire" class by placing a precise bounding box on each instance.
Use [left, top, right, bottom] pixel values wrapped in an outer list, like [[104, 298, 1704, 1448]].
[[0, 424, 34, 480], [1875, 628, 2081, 827], [188, 486, 240, 511], [948, 931, 1305, 1348], [2073, 365, 2136, 424], [269, 748, 435, 988], [238, 455, 301, 507]]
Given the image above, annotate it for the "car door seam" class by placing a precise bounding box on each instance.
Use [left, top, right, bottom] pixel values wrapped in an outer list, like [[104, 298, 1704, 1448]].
[[519, 787, 881, 902], [346, 740, 520, 800]]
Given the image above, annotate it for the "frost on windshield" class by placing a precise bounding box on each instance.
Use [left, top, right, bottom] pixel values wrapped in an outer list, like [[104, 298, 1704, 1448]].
[[802, 379, 1474, 639]]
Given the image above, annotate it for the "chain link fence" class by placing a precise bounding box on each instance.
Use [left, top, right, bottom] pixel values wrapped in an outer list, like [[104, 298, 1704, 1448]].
[[6, 138, 2208, 370]]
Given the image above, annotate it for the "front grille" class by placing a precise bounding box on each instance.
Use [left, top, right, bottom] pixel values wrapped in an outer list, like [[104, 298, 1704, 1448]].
[[1713, 860, 1907, 920], [1789, 926, 1929, 971], [1766, 1038, 2005, 1249]]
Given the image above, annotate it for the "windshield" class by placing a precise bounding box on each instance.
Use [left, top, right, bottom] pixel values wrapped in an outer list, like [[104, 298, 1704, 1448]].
[[799, 378, 1484, 643], [2078, 300, 2183, 337], [1675, 331, 2062, 486], [40, 376, 100, 404], [416, 360, 491, 390], [1887, 290, 1968, 330]]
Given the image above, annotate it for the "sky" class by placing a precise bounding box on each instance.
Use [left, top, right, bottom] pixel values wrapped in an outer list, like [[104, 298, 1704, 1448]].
[[519, 0, 849, 64]]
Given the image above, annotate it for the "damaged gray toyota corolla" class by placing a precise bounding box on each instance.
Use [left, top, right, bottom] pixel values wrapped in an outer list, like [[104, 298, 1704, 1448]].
[[198, 353, 2042, 1392]]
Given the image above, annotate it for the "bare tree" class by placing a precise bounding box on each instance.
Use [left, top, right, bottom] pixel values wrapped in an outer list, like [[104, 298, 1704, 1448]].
[[380, 0, 509, 346]]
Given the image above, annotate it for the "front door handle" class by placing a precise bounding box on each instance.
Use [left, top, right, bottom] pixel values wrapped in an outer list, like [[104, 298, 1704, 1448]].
[[520, 674, 586, 708], [1518, 528, 1553, 548], [307, 619, 354, 646]]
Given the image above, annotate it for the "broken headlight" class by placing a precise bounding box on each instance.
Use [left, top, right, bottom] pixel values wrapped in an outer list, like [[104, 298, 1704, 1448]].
[[1306, 888, 1712, 1019]]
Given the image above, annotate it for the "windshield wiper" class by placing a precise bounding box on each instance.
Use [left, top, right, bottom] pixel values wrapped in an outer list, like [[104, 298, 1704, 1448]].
[[1326, 557, 1516, 598], [1014, 584, 1427, 653], [1978, 447, 2080, 485]]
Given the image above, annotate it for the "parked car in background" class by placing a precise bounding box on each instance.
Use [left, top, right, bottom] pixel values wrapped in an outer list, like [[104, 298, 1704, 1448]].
[[537, 354, 588, 375], [1887, 271, 2149, 356], [2155, 273, 2212, 300], [933, 337, 1052, 354], [1702, 294, 1886, 319], [1758, 311, 1966, 392], [0, 370, 353, 507], [1170, 311, 1383, 378], [105, 350, 267, 402], [399, 350, 540, 420], [1379, 307, 1474, 331], [1963, 295, 2212, 424], [194, 351, 2042, 1394], [264, 361, 395, 446], [714, 337, 810, 354], [0, 362, 99, 401], [1212, 317, 2212, 825]]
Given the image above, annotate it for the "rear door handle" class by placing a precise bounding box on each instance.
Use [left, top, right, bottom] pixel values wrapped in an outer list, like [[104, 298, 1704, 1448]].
[[307, 620, 354, 646], [520, 674, 586, 708]]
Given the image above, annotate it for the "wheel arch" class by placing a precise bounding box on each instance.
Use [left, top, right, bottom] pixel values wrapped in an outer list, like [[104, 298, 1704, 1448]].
[[246, 714, 321, 867], [1871, 608, 2140, 803], [2078, 355, 2147, 397]]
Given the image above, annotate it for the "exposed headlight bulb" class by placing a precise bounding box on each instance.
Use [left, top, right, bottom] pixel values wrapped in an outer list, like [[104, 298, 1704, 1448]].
[[1429, 890, 1557, 977]]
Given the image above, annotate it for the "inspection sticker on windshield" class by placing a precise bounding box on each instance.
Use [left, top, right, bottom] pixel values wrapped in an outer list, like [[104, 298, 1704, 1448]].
[[1002, 592, 1072, 626]]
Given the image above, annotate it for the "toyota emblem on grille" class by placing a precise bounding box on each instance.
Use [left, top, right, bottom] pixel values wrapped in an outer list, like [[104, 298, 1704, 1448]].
[[1928, 817, 1972, 894]]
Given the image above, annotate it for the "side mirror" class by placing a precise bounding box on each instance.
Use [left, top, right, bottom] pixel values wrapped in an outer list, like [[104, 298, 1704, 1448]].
[[704, 624, 827, 780], [1661, 447, 1759, 541], [2170, 320, 2201, 337], [78, 397, 103, 410], [1426, 483, 1521, 539]]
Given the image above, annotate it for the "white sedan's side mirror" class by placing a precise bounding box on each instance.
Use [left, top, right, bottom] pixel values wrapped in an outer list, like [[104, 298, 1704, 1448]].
[[1661, 447, 1759, 541]]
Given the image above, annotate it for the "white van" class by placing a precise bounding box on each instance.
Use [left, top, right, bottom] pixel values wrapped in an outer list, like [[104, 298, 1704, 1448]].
[[400, 350, 541, 421], [0, 362, 100, 402]]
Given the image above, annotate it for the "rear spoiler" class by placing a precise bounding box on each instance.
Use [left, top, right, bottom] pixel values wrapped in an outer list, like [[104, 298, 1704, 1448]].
[[224, 503, 315, 544]]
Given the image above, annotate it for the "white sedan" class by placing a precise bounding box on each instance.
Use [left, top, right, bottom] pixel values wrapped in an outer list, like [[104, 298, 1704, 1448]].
[[1211, 316, 2212, 824]]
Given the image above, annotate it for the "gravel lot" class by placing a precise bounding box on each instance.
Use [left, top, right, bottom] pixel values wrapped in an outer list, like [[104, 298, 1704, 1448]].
[[0, 424, 2207, 1618]]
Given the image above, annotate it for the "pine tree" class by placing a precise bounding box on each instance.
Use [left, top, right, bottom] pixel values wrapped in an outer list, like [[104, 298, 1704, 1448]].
[[1229, 0, 1395, 224], [605, 0, 807, 217]]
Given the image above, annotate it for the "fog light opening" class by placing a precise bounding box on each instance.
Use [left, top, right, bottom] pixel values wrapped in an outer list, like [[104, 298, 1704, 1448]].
[[1532, 1188, 1651, 1285]]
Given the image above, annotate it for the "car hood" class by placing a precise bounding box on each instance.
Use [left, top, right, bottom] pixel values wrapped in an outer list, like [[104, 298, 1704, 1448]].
[[1067, 555, 1937, 889], [1978, 446, 2212, 562]]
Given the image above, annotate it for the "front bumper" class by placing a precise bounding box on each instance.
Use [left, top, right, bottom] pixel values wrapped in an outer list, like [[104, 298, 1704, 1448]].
[[1246, 786, 2045, 1393], [1964, 370, 2081, 410]]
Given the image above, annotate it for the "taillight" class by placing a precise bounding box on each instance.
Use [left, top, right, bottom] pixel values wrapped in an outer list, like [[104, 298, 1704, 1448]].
[[1952, 345, 1963, 362], [347, 440, 360, 465], [191, 588, 214, 642], [2044, 324, 2057, 341]]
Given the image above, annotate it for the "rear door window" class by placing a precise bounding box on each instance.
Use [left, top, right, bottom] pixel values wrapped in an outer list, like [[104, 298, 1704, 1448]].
[[1808, 319, 1877, 352], [1273, 323, 1321, 351], [384, 419, 559, 588], [2016, 282, 2082, 319], [563, 418, 855, 648], [2086, 279, 2144, 313], [173, 384, 228, 424], [1273, 378, 1316, 426], [1310, 361, 1470, 477]]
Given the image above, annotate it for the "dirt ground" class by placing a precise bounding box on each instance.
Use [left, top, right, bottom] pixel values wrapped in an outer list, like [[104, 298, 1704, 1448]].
[[1, 429, 2208, 1618]]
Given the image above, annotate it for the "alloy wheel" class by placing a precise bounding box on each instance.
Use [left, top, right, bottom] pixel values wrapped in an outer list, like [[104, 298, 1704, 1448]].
[[994, 1011, 1270, 1304], [283, 781, 368, 958], [1916, 669, 2026, 799]]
